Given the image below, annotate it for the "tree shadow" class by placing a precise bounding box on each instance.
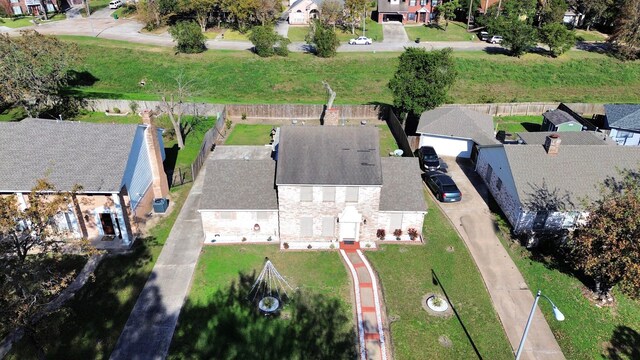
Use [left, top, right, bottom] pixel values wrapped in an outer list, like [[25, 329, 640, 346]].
[[8, 236, 163, 359], [168, 273, 358, 359], [482, 46, 512, 56], [66, 70, 99, 87], [431, 269, 483, 359], [575, 41, 612, 55], [523, 181, 575, 213], [163, 144, 179, 187], [605, 325, 640, 360], [425, 23, 445, 31]]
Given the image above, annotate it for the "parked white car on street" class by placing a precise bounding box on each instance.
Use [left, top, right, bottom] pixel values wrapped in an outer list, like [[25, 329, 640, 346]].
[[109, 0, 123, 9], [488, 35, 503, 44], [349, 36, 372, 45]]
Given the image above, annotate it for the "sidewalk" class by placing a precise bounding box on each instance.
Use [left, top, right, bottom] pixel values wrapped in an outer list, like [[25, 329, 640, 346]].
[[109, 165, 206, 359], [340, 247, 389, 360], [436, 158, 564, 360]]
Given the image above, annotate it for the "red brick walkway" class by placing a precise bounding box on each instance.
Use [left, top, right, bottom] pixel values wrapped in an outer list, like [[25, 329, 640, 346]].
[[340, 246, 388, 360]]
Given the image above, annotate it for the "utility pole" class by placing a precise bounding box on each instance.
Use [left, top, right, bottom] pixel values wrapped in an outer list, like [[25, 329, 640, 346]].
[[467, 0, 474, 28], [84, 0, 91, 17], [363, 5, 366, 36]]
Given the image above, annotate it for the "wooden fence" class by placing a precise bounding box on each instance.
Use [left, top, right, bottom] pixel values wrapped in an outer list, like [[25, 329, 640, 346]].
[[385, 108, 414, 157], [190, 109, 226, 182], [225, 104, 385, 120], [442, 102, 605, 116]]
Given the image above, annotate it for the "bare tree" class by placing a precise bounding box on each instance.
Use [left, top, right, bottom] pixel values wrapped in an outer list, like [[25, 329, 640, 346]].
[[158, 73, 196, 149], [322, 80, 336, 109]]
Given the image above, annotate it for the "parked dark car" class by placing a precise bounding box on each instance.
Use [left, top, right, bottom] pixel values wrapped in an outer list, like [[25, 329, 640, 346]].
[[478, 31, 489, 41], [417, 146, 440, 171], [422, 171, 462, 202]]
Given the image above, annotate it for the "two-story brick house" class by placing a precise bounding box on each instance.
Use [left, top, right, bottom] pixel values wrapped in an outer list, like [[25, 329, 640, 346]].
[[0, 0, 61, 16], [377, 0, 435, 24], [199, 125, 427, 249]]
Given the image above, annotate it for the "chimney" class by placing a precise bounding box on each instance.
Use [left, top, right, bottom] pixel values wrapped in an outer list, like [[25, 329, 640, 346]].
[[142, 110, 169, 199], [544, 133, 561, 155]]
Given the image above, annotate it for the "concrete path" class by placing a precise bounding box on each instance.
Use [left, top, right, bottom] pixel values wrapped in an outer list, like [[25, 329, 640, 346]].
[[109, 166, 206, 359], [340, 246, 388, 360], [434, 158, 564, 360], [381, 21, 408, 44]]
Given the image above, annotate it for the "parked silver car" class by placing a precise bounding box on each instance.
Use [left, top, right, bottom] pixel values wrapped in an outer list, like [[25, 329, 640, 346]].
[[488, 35, 503, 44]]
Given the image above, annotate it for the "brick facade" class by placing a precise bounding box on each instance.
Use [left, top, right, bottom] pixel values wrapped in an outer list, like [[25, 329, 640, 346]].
[[278, 185, 382, 243], [0, 0, 60, 16], [200, 210, 279, 243]]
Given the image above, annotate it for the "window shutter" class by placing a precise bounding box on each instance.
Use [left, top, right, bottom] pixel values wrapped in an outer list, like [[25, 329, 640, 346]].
[[300, 217, 313, 237]]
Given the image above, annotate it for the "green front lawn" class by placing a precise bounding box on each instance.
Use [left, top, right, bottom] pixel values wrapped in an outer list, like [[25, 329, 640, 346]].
[[367, 194, 513, 359], [0, 13, 65, 28], [60, 36, 640, 104], [8, 184, 193, 359], [205, 28, 250, 41], [288, 19, 383, 42], [493, 223, 640, 359], [575, 29, 608, 42], [494, 115, 543, 133], [169, 245, 353, 357], [405, 21, 478, 42]]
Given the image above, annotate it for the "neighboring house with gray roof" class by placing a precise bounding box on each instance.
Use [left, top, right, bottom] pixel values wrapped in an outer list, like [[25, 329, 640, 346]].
[[198, 126, 427, 248], [416, 107, 499, 160], [476, 133, 640, 244], [517, 131, 617, 146], [604, 104, 640, 146], [0, 115, 169, 247]]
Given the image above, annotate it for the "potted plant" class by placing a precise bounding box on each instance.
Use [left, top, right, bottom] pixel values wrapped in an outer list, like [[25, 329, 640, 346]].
[[393, 229, 403, 240], [408, 228, 418, 241], [376, 229, 386, 241], [283, 242, 289, 249]]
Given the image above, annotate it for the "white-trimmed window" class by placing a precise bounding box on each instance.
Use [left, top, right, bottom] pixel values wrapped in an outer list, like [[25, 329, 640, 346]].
[[300, 187, 313, 202], [322, 217, 335, 237], [410, 0, 416, 5], [13, 6, 22, 14], [345, 187, 359, 203], [323, 187, 336, 202], [300, 217, 313, 237]]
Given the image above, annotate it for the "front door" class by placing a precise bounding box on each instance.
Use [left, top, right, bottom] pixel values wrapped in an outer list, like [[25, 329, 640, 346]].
[[100, 213, 116, 235], [340, 222, 358, 243]]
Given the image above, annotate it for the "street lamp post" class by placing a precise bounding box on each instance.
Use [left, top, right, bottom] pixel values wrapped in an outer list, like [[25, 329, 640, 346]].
[[515, 290, 565, 360]]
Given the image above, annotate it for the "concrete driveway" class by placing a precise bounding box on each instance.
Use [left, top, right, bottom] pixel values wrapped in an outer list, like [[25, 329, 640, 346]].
[[381, 21, 409, 44], [432, 157, 564, 360]]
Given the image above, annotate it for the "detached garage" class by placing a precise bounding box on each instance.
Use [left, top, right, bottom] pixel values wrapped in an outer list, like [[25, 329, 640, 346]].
[[416, 107, 499, 159]]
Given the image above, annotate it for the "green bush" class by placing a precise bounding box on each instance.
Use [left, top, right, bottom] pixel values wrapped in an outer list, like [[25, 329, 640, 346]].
[[307, 20, 339, 58], [539, 23, 576, 57], [248, 25, 290, 57], [168, 20, 206, 54]]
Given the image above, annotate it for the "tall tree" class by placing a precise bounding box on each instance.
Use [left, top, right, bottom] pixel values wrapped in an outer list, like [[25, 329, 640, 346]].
[[223, 0, 258, 32], [169, 20, 207, 53], [566, 169, 640, 301], [180, 0, 218, 32], [608, 0, 640, 60], [0, 180, 90, 355], [157, 73, 196, 149], [538, 0, 567, 26], [540, 22, 576, 56], [0, 31, 80, 118], [344, 0, 367, 34], [436, 0, 460, 31], [567, 0, 615, 30], [319, 0, 344, 29], [254, 0, 281, 25], [388, 48, 457, 118]]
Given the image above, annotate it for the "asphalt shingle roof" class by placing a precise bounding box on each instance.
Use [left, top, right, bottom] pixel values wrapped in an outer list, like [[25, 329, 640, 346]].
[[517, 131, 617, 146], [377, 0, 408, 13], [0, 118, 139, 192], [604, 104, 640, 131], [380, 157, 427, 212], [200, 159, 278, 210], [275, 126, 382, 185], [543, 109, 582, 126], [417, 107, 499, 146], [503, 145, 640, 209]]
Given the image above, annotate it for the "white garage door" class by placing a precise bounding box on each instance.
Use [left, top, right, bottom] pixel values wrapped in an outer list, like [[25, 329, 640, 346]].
[[289, 12, 306, 25], [419, 135, 473, 158]]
